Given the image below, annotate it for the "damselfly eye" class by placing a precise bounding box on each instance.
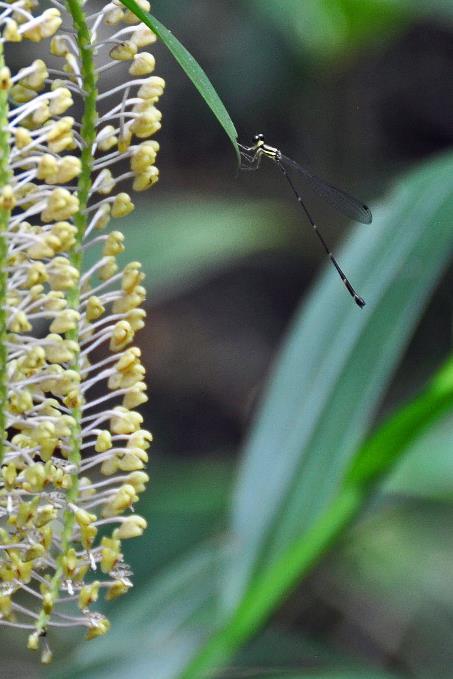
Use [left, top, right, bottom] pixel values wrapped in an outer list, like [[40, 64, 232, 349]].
[[253, 133, 264, 143]]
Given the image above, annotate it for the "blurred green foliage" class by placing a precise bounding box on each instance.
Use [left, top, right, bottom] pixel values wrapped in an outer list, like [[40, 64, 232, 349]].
[[85, 198, 294, 299], [250, 0, 453, 65], [250, 0, 412, 63], [386, 412, 453, 500]]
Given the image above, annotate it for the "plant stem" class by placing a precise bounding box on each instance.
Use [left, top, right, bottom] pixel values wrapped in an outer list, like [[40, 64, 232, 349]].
[[64, 0, 97, 496], [0, 44, 11, 466], [35, 0, 98, 634]]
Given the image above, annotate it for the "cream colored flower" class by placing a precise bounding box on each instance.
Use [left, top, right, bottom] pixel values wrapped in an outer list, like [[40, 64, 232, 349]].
[[0, 0, 164, 661]]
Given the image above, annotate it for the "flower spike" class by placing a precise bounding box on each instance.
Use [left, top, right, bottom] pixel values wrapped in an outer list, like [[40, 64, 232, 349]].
[[0, 0, 163, 659]]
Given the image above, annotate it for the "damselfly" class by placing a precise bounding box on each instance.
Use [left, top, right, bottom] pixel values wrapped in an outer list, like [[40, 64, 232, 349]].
[[239, 134, 372, 308]]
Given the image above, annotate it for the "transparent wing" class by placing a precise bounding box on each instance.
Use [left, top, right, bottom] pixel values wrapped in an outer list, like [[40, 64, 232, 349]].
[[279, 154, 372, 224]]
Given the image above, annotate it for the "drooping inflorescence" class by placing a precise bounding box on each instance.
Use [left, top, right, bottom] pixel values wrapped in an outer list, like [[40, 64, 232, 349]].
[[0, 0, 164, 661]]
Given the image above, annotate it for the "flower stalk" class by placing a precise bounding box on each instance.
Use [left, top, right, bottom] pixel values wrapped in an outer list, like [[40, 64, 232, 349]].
[[0, 42, 11, 466], [0, 0, 164, 661]]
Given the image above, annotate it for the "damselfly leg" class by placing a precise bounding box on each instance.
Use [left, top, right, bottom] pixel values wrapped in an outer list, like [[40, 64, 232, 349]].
[[238, 142, 262, 170]]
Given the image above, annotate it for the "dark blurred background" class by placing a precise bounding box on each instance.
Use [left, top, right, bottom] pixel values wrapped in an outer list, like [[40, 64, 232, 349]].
[[143, 0, 453, 461]]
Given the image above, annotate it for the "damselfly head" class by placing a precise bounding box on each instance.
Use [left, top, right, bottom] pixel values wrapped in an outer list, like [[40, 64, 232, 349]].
[[253, 133, 265, 144]]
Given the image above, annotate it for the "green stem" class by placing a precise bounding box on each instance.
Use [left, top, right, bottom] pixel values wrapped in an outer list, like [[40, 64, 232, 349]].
[[64, 0, 97, 486], [36, 0, 98, 635], [0, 45, 11, 466]]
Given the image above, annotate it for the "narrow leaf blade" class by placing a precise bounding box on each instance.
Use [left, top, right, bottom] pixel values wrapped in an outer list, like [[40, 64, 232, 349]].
[[119, 1, 238, 159]]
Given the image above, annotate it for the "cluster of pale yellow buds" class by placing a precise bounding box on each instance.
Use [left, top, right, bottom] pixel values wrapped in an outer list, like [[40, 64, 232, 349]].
[[0, 0, 163, 662]]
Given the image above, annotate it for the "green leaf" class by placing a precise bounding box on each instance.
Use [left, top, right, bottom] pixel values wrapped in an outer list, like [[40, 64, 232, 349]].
[[226, 151, 453, 609], [118, 0, 238, 159]]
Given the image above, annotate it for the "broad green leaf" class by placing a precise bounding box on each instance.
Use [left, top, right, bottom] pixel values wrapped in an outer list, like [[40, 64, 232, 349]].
[[119, 0, 238, 159], [178, 338, 453, 679], [226, 151, 453, 610], [84, 198, 292, 300]]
